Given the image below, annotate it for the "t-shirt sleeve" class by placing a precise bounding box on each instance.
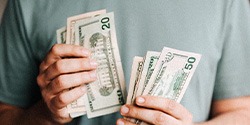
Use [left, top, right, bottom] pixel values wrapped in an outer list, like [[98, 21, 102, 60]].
[[213, 0, 250, 100], [0, 0, 41, 108]]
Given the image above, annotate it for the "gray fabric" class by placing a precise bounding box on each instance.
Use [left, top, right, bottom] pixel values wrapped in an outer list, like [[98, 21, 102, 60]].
[[0, 0, 250, 124]]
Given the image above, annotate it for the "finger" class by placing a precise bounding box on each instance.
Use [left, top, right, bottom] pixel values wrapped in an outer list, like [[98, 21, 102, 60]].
[[51, 85, 87, 110], [47, 71, 97, 94], [117, 118, 136, 125], [44, 58, 97, 82], [120, 105, 179, 125], [135, 96, 192, 120], [40, 44, 91, 72]]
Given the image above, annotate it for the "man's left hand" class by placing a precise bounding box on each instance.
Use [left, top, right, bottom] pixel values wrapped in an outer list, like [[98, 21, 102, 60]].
[[117, 96, 193, 125]]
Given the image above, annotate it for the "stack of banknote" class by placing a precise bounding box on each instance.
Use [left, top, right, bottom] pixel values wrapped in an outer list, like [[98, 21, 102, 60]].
[[56, 9, 202, 120], [56, 10, 126, 118], [126, 48, 201, 124]]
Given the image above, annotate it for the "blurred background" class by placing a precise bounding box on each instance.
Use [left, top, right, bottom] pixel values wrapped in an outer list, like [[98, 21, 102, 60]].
[[0, 0, 7, 23]]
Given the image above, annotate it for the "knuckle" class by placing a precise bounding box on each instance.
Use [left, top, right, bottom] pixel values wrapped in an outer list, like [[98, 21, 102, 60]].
[[155, 112, 168, 125], [55, 60, 65, 73], [51, 44, 60, 54], [129, 107, 140, 118], [36, 75, 43, 87], [37, 74, 50, 88], [57, 94, 67, 105], [55, 75, 67, 89], [165, 99, 176, 113]]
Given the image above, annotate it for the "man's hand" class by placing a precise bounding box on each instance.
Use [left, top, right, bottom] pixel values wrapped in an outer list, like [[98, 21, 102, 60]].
[[117, 96, 193, 125], [37, 44, 97, 124]]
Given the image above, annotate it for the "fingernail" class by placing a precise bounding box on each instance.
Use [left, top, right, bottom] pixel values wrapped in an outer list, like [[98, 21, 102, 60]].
[[82, 49, 91, 56], [117, 120, 124, 125], [90, 60, 98, 67], [121, 105, 129, 114], [89, 71, 97, 78], [136, 97, 145, 104]]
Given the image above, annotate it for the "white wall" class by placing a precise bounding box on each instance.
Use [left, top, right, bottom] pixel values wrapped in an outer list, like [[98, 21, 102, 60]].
[[0, 0, 8, 23]]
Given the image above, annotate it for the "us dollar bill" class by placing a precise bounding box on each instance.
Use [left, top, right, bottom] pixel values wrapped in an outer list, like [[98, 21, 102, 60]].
[[126, 56, 144, 105], [131, 51, 158, 125], [125, 56, 144, 123], [143, 47, 201, 102], [66, 9, 106, 45], [64, 10, 106, 117], [135, 51, 160, 97], [56, 26, 67, 44], [127, 52, 160, 125], [135, 47, 201, 125], [74, 12, 126, 118]]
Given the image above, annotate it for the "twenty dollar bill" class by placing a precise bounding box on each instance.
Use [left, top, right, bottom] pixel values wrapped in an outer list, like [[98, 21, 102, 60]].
[[75, 12, 126, 118]]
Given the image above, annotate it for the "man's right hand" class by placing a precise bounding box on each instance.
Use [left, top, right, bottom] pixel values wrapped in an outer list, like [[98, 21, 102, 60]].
[[37, 44, 97, 124]]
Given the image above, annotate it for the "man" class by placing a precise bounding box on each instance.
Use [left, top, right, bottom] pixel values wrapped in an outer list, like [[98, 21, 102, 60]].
[[0, 0, 250, 125]]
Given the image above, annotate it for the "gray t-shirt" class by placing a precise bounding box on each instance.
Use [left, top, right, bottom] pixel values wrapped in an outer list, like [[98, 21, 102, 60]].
[[1, 0, 250, 124]]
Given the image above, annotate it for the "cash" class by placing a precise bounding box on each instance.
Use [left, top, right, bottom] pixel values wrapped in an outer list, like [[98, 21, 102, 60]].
[[126, 57, 144, 105], [56, 27, 67, 44], [66, 9, 106, 45], [125, 57, 143, 123], [75, 12, 126, 118], [143, 47, 201, 101], [56, 9, 201, 121], [56, 10, 126, 118], [135, 51, 160, 97], [127, 47, 201, 125]]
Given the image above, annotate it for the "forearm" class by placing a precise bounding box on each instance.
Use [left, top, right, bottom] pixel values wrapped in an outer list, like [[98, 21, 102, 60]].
[[0, 101, 58, 125], [195, 109, 250, 125]]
